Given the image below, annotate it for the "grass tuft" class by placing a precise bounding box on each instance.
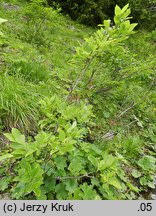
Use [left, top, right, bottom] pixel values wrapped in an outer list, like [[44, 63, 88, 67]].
[[0, 74, 39, 131]]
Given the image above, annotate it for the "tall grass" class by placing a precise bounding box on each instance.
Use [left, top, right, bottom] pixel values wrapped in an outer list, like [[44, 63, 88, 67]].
[[0, 74, 39, 131], [5, 59, 50, 83]]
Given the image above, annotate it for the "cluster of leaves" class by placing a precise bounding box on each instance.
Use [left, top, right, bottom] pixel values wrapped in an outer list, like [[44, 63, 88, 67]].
[[0, 97, 125, 199], [1, 95, 155, 199], [132, 156, 156, 189], [0, 1, 156, 200], [67, 4, 137, 98]]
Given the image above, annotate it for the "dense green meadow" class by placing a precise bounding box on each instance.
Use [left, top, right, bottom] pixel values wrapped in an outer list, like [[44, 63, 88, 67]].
[[0, 0, 156, 200]]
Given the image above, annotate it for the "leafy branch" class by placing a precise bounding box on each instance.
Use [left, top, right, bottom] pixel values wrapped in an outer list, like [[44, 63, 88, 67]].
[[66, 4, 137, 99]]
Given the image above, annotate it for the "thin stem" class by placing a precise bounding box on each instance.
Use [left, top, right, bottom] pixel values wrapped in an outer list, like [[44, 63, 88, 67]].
[[116, 75, 156, 119], [116, 102, 136, 119], [55, 172, 96, 180], [95, 71, 139, 94], [86, 61, 101, 89], [86, 68, 96, 87], [66, 54, 95, 100]]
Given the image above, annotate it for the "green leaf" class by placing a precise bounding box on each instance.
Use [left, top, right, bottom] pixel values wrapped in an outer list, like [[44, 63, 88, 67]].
[[115, 5, 121, 16], [4, 133, 15, 142], [67, 121, 77, 133], [0, 168, 5, 175], [90, 144, 102, 155], [98, 155, 117, 171], [36, 193, 47, 200], [33, 187, 41, 197], [0, 18, 7, 25], [35, 132, 51, 148], [103, 111, 110, 118], [59, 130, 66, 141], [109, 177, 122, 189], [60, 138, 75, 154], [72, 187, 83, 199], [128, 23, 138, 32], [43, 162, 55, 176], [43, 176, 56, 193], [0, 176, 11, 191], [11, 182, 25, 199], [80, 183, 97, 200], [138, 156, 156, 171], [104, 20, 111, 29], [131, 170, 141, 178], [11, 143, 37, 158], [140, 177, 148, 186], [126, 182, 140, 193], [55, 156, 67, 170], [4, 128, 25, 144], [147, 181, 155, 189], [12, 149, 26, 158], [0, 154, 13, 162], [12, 128, 25, 144], [65, 179, 78, 193], [55, 183, 68, 199], [88, 155, 98, 167], [5, 129, 39, 158], [69, 157, 83, 174], [25, 146, 38, 157], [121, 4, 129, 14], [13, 160, 44, 197]]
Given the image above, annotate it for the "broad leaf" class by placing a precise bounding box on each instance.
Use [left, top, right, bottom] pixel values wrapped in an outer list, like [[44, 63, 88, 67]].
[[0, 18, 7, 25], [115, 5, 121, 16], [138, 156, 156, 171], [131, 170, 141, 178]]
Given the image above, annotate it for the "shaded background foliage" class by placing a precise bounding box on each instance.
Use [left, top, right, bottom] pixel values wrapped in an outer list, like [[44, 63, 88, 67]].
[[47, 0, 156, 29]]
